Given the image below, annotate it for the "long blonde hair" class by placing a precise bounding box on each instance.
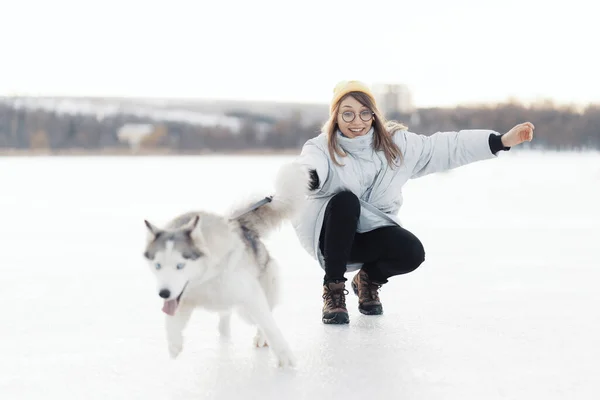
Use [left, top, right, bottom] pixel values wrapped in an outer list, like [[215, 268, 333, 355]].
[[323, 92, 407, 167]]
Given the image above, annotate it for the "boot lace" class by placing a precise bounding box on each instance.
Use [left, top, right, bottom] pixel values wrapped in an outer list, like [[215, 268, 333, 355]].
[[366, 282, 382, 301], [360, 274, 382, 301], [323, 286, 349, 308]]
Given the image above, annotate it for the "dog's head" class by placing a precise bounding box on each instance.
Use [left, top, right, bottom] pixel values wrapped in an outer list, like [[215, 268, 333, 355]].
[[142, 215, 210, 316]]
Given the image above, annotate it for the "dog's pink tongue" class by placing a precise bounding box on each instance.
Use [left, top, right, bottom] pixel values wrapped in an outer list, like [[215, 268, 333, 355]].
[[162, 300, 177, 316]]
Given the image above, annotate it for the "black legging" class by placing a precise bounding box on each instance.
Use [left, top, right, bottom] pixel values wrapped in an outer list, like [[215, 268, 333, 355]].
[[319, 191, 426, 284]]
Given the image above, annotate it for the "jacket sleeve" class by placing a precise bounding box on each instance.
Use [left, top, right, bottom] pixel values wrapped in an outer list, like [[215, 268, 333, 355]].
[[295, 141, 329, 191], [398, 129, 500, 179]]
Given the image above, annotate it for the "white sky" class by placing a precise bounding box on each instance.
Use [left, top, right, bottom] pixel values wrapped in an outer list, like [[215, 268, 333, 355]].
[[1, 0, 598, 107]]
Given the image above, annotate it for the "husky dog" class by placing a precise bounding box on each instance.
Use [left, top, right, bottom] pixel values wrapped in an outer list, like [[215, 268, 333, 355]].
[[142, 162, 309, 368]]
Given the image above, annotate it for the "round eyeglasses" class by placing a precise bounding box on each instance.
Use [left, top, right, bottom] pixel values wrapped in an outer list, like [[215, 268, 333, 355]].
[[339, 110, 374, 123]]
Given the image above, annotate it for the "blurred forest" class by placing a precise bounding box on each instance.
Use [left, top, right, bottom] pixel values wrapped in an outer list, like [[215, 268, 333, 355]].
[[0, 97, 598, 154]]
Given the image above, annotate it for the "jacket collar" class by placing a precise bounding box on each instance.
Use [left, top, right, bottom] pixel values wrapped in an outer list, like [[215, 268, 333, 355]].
[[337, 127, 374, 154]]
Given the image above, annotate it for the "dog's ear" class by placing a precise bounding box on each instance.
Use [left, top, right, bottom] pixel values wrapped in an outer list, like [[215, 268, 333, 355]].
[[144, 220, 162, 240], [186, 216, 210, 255], [181, 215, 200, 234], [183, 215, 205, 243]]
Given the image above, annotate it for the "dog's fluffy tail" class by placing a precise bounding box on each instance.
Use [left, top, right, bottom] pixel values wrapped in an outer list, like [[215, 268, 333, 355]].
[[229, 161, 310, 237]]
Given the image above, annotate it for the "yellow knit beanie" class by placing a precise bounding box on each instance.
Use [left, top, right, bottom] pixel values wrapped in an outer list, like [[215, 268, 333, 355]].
[[329, 80, 377, 116]]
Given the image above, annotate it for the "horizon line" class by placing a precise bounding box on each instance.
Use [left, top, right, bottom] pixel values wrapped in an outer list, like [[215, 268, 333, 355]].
[[0, 92, 598, 110]]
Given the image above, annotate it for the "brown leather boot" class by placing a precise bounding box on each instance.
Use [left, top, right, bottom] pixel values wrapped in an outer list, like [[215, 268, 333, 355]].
[[351, 269, 384, 315], [322, 281, 350, 324]]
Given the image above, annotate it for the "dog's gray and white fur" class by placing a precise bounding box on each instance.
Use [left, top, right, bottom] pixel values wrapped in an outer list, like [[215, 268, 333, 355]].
[[143, 162, 310, 368]]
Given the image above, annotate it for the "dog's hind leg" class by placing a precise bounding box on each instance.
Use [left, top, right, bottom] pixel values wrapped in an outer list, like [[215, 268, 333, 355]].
[[241, 279, 295, 368], [218, 311, 232, 338], [253, 328, 268, 348], [260, 257, 281, 311], [236, 256, 280, 348], [253, 257, 281, 348]]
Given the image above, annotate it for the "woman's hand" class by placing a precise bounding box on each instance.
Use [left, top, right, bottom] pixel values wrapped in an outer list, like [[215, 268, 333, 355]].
[[502, 122, 535, 147]]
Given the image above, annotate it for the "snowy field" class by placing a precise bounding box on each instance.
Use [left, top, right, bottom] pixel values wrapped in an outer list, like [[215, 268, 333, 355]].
[[1, 150, 599, 399]]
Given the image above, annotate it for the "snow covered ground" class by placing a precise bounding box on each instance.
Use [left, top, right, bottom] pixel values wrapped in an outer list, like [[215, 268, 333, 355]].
[[1, 150, 599, 399]]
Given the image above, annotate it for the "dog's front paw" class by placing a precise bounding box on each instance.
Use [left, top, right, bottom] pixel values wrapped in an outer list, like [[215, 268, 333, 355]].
[[275, 348, 296, 368], [253, 330, 268, 348], [168, 337, 183, 359]]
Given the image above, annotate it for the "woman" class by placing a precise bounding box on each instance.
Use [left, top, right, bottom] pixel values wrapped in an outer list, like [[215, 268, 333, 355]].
[[292, 80, 534, 325]]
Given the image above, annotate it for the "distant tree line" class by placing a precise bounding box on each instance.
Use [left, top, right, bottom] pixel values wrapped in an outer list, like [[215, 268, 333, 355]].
[[390, 101, 600, 150], [0, 100, 598, 153]]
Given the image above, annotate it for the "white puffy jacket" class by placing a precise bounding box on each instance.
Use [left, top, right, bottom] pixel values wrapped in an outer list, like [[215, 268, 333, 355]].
[[292, 126, 501, 272]]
